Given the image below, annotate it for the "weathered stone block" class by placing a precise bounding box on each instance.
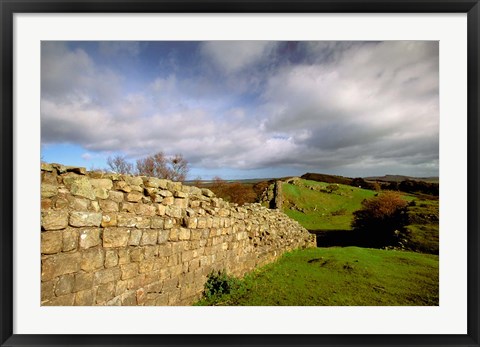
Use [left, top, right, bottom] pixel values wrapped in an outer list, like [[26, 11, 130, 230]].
[[70, 176, 96, 200], [143, 245, 158, 259], [43, 293, 75, 306], [41, 198, 52, 210], [174, 190, 188, 198], [41, 162, 54, 172], [158, 190, 172, 198], [68, 196, 89, 211], [115, 280, 128, 296], [103, 228, 130, 248], [144, 177, 162, 188], [79, 228, 101, 249], [202, 188, 215, 197], [126, 191, 143, 202], [174, 198, 189, 209], [162, 196, 174, 205], [41, 231, 63, 254], [117, 214, 138, 227], [150, 217, 164, 229], [124, 230, 141, 247], [135, 204, 156, 216], [42, 252, 81, 281], [91, 178, 113, 190], [125, 176, 143, 186], [104, 249, 119, 268], [129, 248, 144, 262], [120, 202, 136, 213], [218, 208, 230, 217], [41, 279, 57, 301], [144, 187, 157, 197], [138, 259, 155, 274], [140, 230, 158, 245], [79, 248, 103, 273], [41, 184, 58, 198], [101, 213, 117, 228], [42, 210, 68, 231], [127, 274, 145, 290], [90, 201, 100, 212], [184, 217, 198, 229], [197, 217, 207, 229], [121, 290, 137, 305], [168, 228, 178, 242], [94, 188, 109, 199], [69, 212, 102, 227], [121, 263, 139, 280], [55, 274, 75, 296], [108, 190, 124, 203], [96, 282, 115, 304], [190, 229, 202, 241], [157, 204, 166, 216], [135, 217, 151, 229], [99, 199, 118, 212], [157, 230, 169, 244], [94, 267, 121, 285], [164, 218, 174, 229], [152, 194, 163, 203], [74, 289, 95, 306], [190, 200, 201, 208], [157, 179, 168, 189], [182, 250, 196, 263], [118, 249, 130, 265], [166, 205, 182, 218], [114, 181, 132, 193], [73, 272, 93, 292], [62, 228, 79, 252], [178, 228, 191, 241]]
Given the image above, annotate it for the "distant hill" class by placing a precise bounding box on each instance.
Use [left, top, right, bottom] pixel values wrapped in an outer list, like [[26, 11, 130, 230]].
[[364, 175, 439, 184], [301, 172, 352, 185]]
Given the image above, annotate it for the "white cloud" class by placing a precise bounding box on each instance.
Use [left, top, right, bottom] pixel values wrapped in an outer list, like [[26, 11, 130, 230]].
[[258, 41, 439, 175], [41, 41, 439, 177], [201, 41, 277, 74]]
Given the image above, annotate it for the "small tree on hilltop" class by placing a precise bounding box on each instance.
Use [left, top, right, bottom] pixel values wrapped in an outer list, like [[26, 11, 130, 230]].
[[352, 191, 408, 247], [136, 152, 189, 182]]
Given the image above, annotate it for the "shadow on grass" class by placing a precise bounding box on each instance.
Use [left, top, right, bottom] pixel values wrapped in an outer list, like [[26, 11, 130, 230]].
[[309, 229, 369, 248]]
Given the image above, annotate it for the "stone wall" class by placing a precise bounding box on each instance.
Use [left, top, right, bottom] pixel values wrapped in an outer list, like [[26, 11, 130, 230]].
[[40, 163, 315, 306]]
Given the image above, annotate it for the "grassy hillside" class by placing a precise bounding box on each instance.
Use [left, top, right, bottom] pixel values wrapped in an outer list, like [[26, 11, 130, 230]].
[[282, 178, 438, 254], [282, 179, 376, 230], [195, 247, 439, 306], [402, 198, 439, 254]]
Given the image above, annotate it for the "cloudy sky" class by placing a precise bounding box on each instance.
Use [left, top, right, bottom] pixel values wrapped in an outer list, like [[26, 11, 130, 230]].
[[41, 41, 439, 180]]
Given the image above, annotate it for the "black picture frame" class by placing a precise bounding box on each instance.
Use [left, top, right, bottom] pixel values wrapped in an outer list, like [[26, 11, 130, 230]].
[[1, 1, 479, 346]]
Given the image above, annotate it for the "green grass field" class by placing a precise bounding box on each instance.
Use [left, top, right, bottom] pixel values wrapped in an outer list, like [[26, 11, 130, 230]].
[[195, 247, 439, 306], [282, 179, 376, 230]]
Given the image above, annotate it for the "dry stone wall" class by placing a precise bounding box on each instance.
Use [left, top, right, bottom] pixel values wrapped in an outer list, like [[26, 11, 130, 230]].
[[40, 163, 316, 306]]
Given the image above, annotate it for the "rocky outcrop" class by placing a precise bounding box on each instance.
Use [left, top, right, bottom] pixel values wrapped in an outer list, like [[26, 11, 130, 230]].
[[41, 163, 315, 306]]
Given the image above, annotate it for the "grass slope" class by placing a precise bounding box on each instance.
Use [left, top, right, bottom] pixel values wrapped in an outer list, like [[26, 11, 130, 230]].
[[282, 179, 376, 230], [403, 198, 439, 254], [195, 247, 439, 306]]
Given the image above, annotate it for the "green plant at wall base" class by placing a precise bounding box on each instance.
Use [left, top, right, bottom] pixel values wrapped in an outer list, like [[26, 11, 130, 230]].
[[203, 270, 242, 299]]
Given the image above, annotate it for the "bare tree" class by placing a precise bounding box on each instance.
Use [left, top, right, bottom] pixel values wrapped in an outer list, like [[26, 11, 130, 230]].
[[169, 154, 188, 182], [106, 155, 133, 174], [136, 152, 189, 182]]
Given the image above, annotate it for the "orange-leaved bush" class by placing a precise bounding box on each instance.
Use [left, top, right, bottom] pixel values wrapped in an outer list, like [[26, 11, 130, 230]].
[[352, 191, 408, 246]]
